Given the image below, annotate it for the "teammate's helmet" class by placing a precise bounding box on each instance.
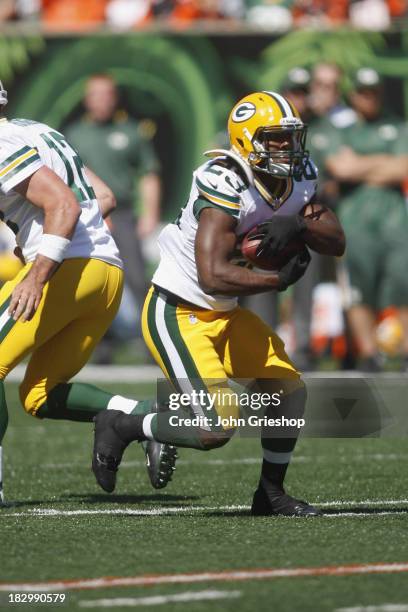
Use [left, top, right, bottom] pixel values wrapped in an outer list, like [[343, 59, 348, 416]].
[[0, 81, 8, 107], [227, 91, 308, 178]]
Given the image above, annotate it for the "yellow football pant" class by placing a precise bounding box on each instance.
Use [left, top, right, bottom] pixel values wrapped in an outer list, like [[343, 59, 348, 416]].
[[0, 253, 23, 283], [0, 258, 123, 415], [142, 286, 299, 429]]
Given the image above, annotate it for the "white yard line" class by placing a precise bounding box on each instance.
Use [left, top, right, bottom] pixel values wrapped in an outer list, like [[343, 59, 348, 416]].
[[0, 505, 248, 517], [324, 512, 406, 518], [78, 590, 241, 608], [319, 499, 408, 507], [2, 498, 408, 519], [2, 563, 408, 593]]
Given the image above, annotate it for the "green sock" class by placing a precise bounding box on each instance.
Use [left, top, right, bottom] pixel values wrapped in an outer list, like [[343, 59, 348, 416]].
[[36, 382, 154, 422], [149, 408, 208, 450], [0, 381, 8, 444]]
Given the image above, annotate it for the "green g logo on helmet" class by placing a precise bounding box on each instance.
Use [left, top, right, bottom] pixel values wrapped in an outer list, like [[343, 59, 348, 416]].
[[231, 102, 256, 123]]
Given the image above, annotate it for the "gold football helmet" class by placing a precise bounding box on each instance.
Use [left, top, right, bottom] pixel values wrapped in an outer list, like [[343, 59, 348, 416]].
[[227, 91, 308, 178]]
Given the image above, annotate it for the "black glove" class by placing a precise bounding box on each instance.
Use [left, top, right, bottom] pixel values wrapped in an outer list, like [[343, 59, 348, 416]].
[[277, 247, 311, 292], [256, 215, 307, 258]]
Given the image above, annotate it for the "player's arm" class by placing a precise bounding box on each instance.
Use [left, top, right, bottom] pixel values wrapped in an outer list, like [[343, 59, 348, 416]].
[[326, 147, 408, 186], [195, 208, 306, 296], [84, 166, 116, 218], [366, 155, 408, 185], [256, 201, 345, 260], [300, 201, 345, 256], [8, 166, 81, 322]]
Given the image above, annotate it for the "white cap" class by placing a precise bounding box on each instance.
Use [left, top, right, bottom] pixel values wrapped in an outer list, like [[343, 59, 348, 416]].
[[0, 81, 8, 106], [353, 68, 381, 89]]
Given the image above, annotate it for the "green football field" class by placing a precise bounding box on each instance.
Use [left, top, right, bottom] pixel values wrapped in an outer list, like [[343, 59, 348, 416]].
[[1, 380, 408, 612]]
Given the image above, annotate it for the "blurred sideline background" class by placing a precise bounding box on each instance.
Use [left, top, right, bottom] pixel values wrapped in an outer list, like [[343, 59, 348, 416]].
[[0, 0, 408, 371]]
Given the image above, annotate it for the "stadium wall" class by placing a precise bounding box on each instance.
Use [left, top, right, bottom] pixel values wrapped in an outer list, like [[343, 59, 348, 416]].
[[2, 29, 408, 218]]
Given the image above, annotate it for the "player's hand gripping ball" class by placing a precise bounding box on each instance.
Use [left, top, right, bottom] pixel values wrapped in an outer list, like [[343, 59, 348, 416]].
[[241, 222, 305, 271]]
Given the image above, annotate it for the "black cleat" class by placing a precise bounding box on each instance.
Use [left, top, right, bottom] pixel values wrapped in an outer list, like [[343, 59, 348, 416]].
[[141, 440, 178, 489], [140, 402, 178, 489], [92, 410, 129, 493], [251, 486, 322, 517]]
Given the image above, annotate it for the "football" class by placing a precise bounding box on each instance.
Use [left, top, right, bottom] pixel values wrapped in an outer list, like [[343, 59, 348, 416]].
[[241, 224, 305, 271]]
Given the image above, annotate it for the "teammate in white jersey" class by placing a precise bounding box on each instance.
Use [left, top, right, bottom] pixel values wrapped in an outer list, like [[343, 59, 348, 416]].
[[0, 81, 172, 502], [92, 91, 345, 516]]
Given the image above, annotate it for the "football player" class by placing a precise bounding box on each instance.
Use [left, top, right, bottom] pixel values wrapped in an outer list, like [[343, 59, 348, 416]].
[[92, 92, 345, 516], [0, 80, 175, 502]]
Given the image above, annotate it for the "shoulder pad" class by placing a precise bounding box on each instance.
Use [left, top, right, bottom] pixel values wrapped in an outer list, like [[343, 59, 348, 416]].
[[0, 121, 42, 194], [195, 160, 244, 217], [204, 149, 254, 187]]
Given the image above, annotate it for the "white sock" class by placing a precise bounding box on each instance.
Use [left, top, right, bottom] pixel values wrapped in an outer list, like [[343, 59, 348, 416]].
[[263, 449, 292, 464], [142, 414, 155, 440], [107, 395, 137, 414]]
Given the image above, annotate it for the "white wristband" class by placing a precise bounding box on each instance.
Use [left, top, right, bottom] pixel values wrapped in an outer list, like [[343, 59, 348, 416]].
[[37, 233, 71, 263]]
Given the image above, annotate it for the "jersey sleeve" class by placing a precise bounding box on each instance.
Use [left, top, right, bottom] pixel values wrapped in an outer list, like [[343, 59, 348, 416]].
[[0, 132, 43, 194], [194, 163, 244, 220]]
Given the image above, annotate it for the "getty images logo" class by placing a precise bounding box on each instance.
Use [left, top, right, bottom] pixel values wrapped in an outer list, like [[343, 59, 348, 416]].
[[231, 102, 256, 122]]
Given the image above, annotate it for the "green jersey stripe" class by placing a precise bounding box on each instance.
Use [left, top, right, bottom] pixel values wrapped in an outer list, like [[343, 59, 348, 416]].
[[0, 146, 33, 172], [0, 154, 41, 186], [193, 198, 239, 220]]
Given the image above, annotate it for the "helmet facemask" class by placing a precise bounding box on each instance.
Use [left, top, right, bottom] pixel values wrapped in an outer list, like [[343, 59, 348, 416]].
[[249, 123, 308, 179]]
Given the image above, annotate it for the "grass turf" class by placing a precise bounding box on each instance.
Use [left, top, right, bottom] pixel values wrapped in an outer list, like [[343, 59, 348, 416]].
[[1, 382, 408, 611]]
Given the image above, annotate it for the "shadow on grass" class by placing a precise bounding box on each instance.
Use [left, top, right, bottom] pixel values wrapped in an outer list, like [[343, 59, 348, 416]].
[[206, 509, 252, 517], [0, 493, 200, 511], [0, 500, 51, 510], [64, 493, 200, 505]]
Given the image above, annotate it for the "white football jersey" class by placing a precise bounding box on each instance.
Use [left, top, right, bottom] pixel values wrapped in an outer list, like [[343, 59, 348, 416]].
[[153, 154, 317, 311], [0, 118, 122, 268]]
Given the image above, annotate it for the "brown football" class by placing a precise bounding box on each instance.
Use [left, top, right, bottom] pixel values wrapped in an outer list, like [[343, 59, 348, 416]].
[[241, 224, 305, 271]]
